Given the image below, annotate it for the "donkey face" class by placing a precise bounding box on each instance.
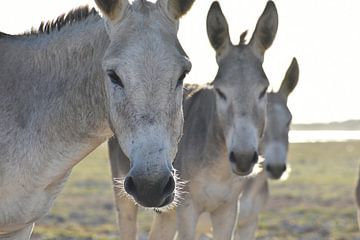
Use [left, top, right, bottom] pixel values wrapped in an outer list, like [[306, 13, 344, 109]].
[[95, 0, 194, 208], [207, 1, 278, 176], [264, 58, 299, 179]]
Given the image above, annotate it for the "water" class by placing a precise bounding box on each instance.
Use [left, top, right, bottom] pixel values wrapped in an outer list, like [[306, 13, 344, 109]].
[[289, 130, 360, 143]]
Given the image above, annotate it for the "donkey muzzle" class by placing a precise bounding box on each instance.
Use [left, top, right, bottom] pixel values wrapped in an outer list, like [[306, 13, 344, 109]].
[[266, 164, 286, 179], [124, 169, 175, 208], [229, 151, 258, 176]]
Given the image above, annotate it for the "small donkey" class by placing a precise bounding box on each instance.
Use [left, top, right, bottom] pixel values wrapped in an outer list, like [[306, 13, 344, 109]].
[[234, 58, 299, 240], [109, 1, 278, 239], [195, 58, 299, 240]]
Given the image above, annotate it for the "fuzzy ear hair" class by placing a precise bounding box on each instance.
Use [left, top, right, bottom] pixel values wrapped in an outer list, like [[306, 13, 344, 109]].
[[206, 1, 231, 60], [162, 0, 195, 20], [249, 1, 278, 60], [95, 0, 129, 21], [279, 58, 299, 99]]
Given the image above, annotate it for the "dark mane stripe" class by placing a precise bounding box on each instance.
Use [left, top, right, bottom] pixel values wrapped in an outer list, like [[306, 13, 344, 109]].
[[0, 32, 12, 38], [184, 83, 202, 99], [0, 6, 98, 38], [239, 30, 248, 45], [34, 6, 98, 34]]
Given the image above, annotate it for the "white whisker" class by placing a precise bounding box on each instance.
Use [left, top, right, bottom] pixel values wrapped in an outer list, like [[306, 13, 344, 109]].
[[279, 163, 291, 181], [154, 170, 188, 213], [113, 177, 139, 205], [240, 155, 265, 179]]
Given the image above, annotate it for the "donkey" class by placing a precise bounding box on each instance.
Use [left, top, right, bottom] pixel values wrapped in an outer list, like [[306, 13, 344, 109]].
[[234, 58, 299, 240], [195, 58, 299, 240], [109, 1, 278, 239], [0, 0, 195, 239]]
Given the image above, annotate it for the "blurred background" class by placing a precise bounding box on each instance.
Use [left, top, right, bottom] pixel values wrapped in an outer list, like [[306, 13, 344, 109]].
[[1, 0, 360, 239]]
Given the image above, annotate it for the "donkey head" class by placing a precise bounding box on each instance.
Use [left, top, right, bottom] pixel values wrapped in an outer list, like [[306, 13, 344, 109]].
[[207, 1, 278, 176], [264, 58, 299, 179], [95, 0, 194, 208]]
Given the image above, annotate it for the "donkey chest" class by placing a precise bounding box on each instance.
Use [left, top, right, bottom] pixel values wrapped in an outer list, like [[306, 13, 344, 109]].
[[0, 192, 49, 232], [0, 173, 69, 233], [190, 171, 245, 211]]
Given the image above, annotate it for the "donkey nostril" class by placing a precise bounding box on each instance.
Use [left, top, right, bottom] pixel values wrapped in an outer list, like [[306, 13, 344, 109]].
[[124, 176, 136, 195], [281, 165, 287, 172], [252, 152, 258, 164], [229, 152, 236, 163], [162, 176, 175, 196]]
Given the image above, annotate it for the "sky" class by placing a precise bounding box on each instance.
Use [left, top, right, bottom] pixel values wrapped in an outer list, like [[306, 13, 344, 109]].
[[0, 0, 359, 124]]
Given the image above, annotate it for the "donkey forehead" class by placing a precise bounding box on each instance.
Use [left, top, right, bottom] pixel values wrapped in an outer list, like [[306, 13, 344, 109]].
[[104, 18, 188, 69], [106, 1, 180, 52], [216, 47, 268, 86], [268, 95, 291, 122]]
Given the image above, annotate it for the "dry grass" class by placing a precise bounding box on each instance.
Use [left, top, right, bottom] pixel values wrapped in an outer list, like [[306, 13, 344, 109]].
[[31, 141, 360, 239]]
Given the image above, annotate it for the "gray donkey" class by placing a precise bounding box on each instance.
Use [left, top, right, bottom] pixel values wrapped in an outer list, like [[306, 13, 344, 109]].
[[108, 1, 278, 239], [0, 0, 196, 239], [232, 58, 299, 240], [195, 58, 299, 240]]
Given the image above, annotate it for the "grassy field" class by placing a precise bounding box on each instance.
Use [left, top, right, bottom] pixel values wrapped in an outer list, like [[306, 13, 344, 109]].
[[30, 141, 360, 240]]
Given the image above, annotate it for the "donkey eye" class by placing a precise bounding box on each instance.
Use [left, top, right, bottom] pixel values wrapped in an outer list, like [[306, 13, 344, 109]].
[[107, 70, 124, 88], [259, 88, 267, 99], [176, 71, 188, 88], [215, 88, 227, 101]]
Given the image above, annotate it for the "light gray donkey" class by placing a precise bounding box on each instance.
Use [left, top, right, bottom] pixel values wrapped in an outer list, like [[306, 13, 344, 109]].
[[234, 58, 299, 240], [108, 1, 278, 239], [0, 0, 195, 239]]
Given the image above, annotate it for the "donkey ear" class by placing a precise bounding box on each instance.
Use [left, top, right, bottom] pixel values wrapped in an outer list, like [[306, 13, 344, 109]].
[[279, 58, 299, 99], [249, 1, 278, 60], [162, 0, 195, 20], [206, 1, 231, 59], [95, 0, 129, 21]]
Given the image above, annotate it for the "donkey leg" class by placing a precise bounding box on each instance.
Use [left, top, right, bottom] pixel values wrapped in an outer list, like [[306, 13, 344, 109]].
[[210, 202, 238, 240], [149, 209, 177, 240], [113, 193, 138, 240], [195, 213, 212, 239], [358, 208, 360, 230], [234, 180, 269, 240], [108, 137, 138, 240], [176, 199, 200, 240], [0, 224, 34, 240]]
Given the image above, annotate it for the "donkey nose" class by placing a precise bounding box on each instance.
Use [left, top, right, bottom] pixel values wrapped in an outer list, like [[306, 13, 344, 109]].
[[229, 151, 258, 176], [266, 164, 286, 179], [124, 176, 137, 196], [252, 152, 259, 164], [124, 175, 175, 197], [162, 176, 176, 196], [124, 172, 175, 208]]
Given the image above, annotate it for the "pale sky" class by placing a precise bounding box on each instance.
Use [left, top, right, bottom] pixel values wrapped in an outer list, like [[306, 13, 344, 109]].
[[0, 0, 359, 124]]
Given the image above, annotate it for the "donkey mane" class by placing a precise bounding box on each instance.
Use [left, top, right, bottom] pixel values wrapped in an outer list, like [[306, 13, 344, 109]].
[[239, 30, 248, 45], [0, 6, 98, 38], [184, 83, 203, 99], [33, 6, 98, 35]]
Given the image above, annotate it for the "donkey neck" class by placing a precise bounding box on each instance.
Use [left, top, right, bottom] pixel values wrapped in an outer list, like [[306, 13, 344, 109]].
[[178, 86, 229, 177], [0, 14, 112, 187]]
